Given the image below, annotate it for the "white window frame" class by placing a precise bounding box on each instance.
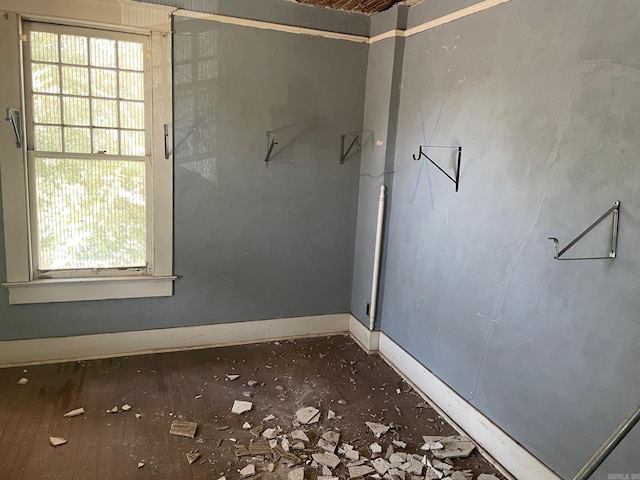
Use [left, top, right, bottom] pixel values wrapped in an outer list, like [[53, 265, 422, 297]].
[[0, 0, 175, 304]]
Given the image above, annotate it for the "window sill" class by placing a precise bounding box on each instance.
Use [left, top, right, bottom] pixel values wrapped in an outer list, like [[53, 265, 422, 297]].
[[2, 276, 176, 305]]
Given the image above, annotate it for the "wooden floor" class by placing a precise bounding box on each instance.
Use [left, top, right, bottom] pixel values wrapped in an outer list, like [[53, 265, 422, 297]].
[[0, 335, 504, 479]]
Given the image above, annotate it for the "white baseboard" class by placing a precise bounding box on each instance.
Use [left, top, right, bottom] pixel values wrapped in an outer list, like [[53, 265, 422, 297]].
[[348, 314, 380, 353], [0, 313, 349, 367], [370, 328, 561, 480]]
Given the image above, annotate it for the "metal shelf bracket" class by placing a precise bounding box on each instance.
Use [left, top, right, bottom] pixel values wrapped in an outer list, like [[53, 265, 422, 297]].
[[5, 107, 21, 148], [264, 131, 278, 166], [548, 201, 620, 260], [412, 145, 461, 192], [340, 134, 360, 164]]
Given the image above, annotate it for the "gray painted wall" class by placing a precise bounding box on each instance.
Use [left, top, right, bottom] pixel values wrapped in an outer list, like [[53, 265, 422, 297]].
[[0, 7, 367, 340], [350, 0, 640, 477]]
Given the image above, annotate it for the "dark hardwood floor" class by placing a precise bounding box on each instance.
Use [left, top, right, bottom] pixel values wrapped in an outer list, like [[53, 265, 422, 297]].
[[0, 335, 505, 479]]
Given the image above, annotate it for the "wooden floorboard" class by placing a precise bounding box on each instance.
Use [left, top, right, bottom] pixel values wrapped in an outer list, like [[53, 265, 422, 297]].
[[0, 335, 506, 480]]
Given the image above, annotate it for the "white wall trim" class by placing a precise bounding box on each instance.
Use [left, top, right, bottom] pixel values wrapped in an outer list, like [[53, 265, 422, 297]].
[[402, 0, 511, 39], [366, 329, 561, 480], [0, 313, 349, 367], [170, 0, 511, 45]]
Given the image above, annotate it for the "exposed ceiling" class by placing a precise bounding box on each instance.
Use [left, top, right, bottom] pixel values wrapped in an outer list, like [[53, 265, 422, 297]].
[[294, 0, 405, 15]]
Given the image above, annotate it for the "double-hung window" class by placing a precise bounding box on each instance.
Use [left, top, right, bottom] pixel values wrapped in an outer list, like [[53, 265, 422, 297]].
[[0, 2, 174, 304]]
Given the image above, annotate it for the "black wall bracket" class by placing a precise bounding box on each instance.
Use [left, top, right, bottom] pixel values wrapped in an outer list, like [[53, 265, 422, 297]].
[[412, 145, 461, 192], [5, 107, 21, 148], [548, 201, 620, 260], [340, 134, 361, 164], [264, 131, 278, 166]]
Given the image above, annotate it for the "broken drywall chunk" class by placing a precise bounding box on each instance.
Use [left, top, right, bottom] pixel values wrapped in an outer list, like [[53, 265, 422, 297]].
[[243, 391, 252, 398], [289, 467, 305, 480], [262, 428, 278, 439], [405, 458, 423, 475], [425, 467, 443, 480], [247, 380, 258, 386], [421, 436, 444, 451], [348, 465, 375, 478], [263, 414, 276, 422], [291, 430, 310, 442], [430, 436, 475, 460], [449, 472, 472, 480], [108, 406, 119, 413], [370, 443, 382, 454], [186, 450, 201, 464], [477, 475, 500, 480], [231, 400, 253, 415], [49, 436, 67, 447], [388, 468, 405, 480], [63, 407, 86, 417], [296, 407, 321, 425], [239, 465, 256, 477], [311, 453, 340, 469], [318, 431, 340, 453], [432, 460, 452, 471], [322, 466, 332, 476], [121, 404, 132, 411], [344, 449, 360, 461], [292, 442, 305, 450], [242, 422, 252, 430], [392, 440, 406, 449], [327, 409, 336, 420], [226, 374, 240, 381], [169, 421, 198, 438], [366, 422, 390, 438], [137, 462, 144, 468], [235, 443, 272, 457], [372, 458, 391, 475], [18, 378, 28, 385], [135, 413, 142, 419], [389, 453, 405, 464]]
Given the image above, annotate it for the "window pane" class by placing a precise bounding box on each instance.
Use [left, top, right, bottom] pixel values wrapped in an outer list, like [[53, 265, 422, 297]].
[[61, 66, 89, 95], [63, 97, 90, 126], [31, 31, 59, 62], [60, 35, 88, 65], [93, 128, 119, 154], [33, 95, 61, 124], [63, 127, 91, 153], [119, 71, 144, 100], [120, 130, 145, 156], [91, 69, 117, 98], [92, 99, 118, 127], [90, 38, 116, 68], [35, 125, 62, 152], [31, 63, 60, 93], [34, 157, 146, 270], [118, 41, 144, 71], [120, 102, 144, 129]]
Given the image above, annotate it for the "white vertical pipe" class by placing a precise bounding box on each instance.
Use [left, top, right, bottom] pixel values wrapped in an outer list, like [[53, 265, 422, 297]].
[[370, 184, 386, 331]]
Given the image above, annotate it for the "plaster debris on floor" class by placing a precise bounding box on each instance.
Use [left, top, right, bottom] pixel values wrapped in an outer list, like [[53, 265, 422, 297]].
[[49, 436, 67, 447], [63, 407, 86, 417], [232, 400, 254, 414], [169, 420, 198, 438], [0, 336, 505, 480]]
